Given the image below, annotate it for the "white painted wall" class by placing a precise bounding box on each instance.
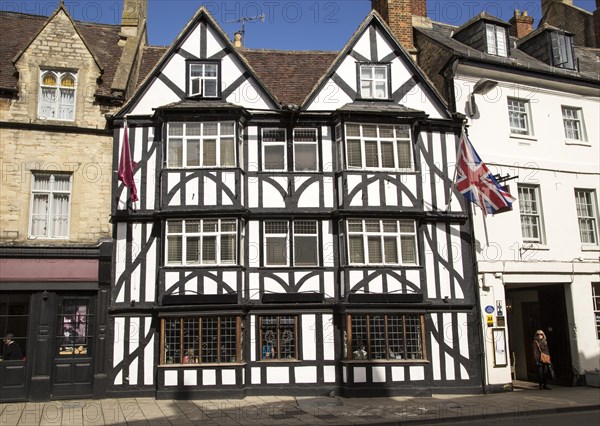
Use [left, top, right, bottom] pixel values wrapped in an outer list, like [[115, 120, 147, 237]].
[[454, 71, 600, 385]]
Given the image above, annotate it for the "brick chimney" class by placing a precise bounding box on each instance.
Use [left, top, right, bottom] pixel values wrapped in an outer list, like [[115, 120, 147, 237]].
[[509, 9, 534, 39], [372, 0, 425, 54]]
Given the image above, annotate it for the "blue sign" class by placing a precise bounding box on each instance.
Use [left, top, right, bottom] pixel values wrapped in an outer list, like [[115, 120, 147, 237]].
[[485, 305, 495, 314]]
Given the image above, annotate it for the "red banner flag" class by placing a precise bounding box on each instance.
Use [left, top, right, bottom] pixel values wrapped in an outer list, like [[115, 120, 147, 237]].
[[118, 122, 138, 202]]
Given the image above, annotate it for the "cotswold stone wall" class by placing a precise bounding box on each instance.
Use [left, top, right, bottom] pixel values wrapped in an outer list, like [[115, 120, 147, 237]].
[[0, 9, 118, 244]]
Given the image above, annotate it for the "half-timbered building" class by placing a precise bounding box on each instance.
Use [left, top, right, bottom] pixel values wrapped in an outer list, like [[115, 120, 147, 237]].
[[110, 6, 482, 398]]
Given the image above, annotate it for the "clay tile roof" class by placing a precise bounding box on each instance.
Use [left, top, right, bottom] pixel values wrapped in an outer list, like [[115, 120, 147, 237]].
[[136, 46, 168, 89], [0, 11, 123, 98], [240, 49, 339, 106]]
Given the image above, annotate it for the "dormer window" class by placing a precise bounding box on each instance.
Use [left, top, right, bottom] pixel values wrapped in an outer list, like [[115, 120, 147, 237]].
[[486, 24, 508, 57], [359, 64, 390, 99], [188, 61, 220, 98], [38, 70, 76, 121], [550, 31, 575, 69]]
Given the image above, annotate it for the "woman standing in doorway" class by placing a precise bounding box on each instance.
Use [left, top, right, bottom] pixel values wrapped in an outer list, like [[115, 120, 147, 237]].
[[533, 330, 552, 390]]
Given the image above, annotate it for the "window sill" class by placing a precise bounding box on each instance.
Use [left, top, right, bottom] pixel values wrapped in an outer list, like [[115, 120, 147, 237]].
[[36, 117, 76, 123], [581, 245, 600, 252], [342, 359, 429, 364], [521, 243, 549, 251], [28, 236, 69, 240], [509, 134, 537, 143], [565, 139, 591, 147], [257, 359, 302, 363], [159, 362, 246, 368]]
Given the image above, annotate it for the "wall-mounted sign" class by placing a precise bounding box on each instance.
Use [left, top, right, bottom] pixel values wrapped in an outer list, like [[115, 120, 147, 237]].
[[485, 305, 495, 314], [486, 315, 494, 327]]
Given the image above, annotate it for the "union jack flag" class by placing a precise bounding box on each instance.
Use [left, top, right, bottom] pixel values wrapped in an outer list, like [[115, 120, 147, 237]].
[[455, 130, 514, 216]]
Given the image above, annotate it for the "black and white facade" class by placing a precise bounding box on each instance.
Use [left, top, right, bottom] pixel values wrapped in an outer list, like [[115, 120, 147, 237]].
[[109, 8, 482, 398]]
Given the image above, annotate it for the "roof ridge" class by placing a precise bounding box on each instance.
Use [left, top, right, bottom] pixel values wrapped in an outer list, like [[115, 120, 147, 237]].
[[241, 48, 339, 54], [1, 9, 120, 28]]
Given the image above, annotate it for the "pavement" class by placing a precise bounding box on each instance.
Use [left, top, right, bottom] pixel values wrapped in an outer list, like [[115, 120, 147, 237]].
[[0, 381, 599, 426]]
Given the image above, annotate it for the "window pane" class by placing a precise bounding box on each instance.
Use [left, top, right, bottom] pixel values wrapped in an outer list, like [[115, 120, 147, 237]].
[[220, 138, 235, 167], [168, 139, 183, 167], [203, 139, 217, 166], [182, 318, 199, 364], [346, 124, 360, 137], [401, 236, 417, 264], [167, 236, 182, 264], [349, 235, 364, 264], [397, 141, 412, 169], [203, 122, 218, 136], [186, 122, 201, 136], [221, 122, 235, 135], [368, 236, 383, 263], [204, 79, 217, 97], [279, 316, 296, 359], [164, 319, 181, 364], [201, 317, 218, 363], [351, 315, 368, 360], [186, 139, 200, 167], [169, 123, 184, 136], [384, 236, 398, 264], [220, 235, 236, 264], [294, 236, 318, 266], [294, 144, 317, 171], [388, 315, 405, 360], [264, 145, 285, 170], [266, 237, 287, 265], [381, 142, 394, 168], [186, 237, 200, 264], [363, 125, 377, 138], [405, 315, 424, 359], [31, 194, 49, 237], [220, 317, 237, 363], [347, 140, 362, 168], [261, 316, 278, 360], [51, 194, 70, 237], [369, 315, 386, 360]]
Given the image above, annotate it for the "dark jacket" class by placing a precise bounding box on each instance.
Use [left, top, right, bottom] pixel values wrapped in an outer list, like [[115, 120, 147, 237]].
[[3, 341, 24, 360]]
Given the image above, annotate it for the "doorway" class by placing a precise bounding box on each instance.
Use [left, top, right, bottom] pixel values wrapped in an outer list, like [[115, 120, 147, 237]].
[[506, 284, 573, 386], [0, 293, 30, 401]]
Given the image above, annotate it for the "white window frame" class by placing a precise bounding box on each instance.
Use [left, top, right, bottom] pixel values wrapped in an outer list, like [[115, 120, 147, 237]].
[[29, 172, 72, 239], [293, 128, 318, 172], [575, 189, 599, 245], [263, 221, 320, 267], [507, 98, 533, 136], [264, 221, 289, 266], [592, 283, 600, 340], [188, 62, 219, 98], [551, 31, 575, 69], [262, 128, 287, 171], [359, 64, 389, 99], [518, 185, 545, 244], [562, 106, 586, 142], [167, 121, 236, 168], [486, 24, 508, 57], [38, 70, 77, 121], [344, 123, 412, 171], [165, 219, 237, 266], [346, 219, 418, 266]]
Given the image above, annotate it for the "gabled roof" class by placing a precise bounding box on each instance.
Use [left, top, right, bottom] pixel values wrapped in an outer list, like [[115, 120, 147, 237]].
[[0, 10, 123, 98], [121, 6, 281, 116], [415, 21, 600, 84], [454, 11, 510, 35], [517, 23, 574, 46], [302, 10, 449, 115]]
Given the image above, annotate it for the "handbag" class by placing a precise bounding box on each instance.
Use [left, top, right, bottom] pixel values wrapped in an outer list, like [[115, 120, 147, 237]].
[[536, 341, 551, 364]]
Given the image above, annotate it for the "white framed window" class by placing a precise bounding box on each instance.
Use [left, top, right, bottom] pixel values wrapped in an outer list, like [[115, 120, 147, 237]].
[[38, 70, 76, 121], [486, 24, 508, 57], [167, 121, 235, 168], [344, 123, 412, 170], [262, 128, 287, 171], [293, 128, 318, 171], [188, 62, 219, 97], [592, 283, 600, 340], [264, 221, 288, 266], [508, 98, 533, 136], [166, 219, 237, 266], [263, 221, 319, 267], [29, 172, 72, 239], [562, 106, 586, 141], [575, 190, 599, 245], [359, 64, 389, 99], [550, 31, 575, 69], [518, 185, 545, 244], [347, 219, 417, 266]]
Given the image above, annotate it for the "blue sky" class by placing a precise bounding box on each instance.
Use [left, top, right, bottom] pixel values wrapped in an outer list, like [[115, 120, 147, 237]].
[[4, 1, 597, 50]]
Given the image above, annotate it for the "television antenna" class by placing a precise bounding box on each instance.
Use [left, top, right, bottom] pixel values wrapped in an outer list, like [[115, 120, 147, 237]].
[[225, 14, 265, 46]]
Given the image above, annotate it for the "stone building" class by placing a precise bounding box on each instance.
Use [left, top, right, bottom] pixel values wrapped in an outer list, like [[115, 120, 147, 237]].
[[0, 0, 146, 401]]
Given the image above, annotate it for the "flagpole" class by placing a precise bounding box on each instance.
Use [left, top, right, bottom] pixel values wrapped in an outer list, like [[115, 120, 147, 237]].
[[445, 124, 466, 212]]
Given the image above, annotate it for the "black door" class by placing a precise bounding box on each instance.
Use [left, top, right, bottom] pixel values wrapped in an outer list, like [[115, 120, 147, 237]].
[[0, 293, 30, 401], [51, 296, 95, 399]]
